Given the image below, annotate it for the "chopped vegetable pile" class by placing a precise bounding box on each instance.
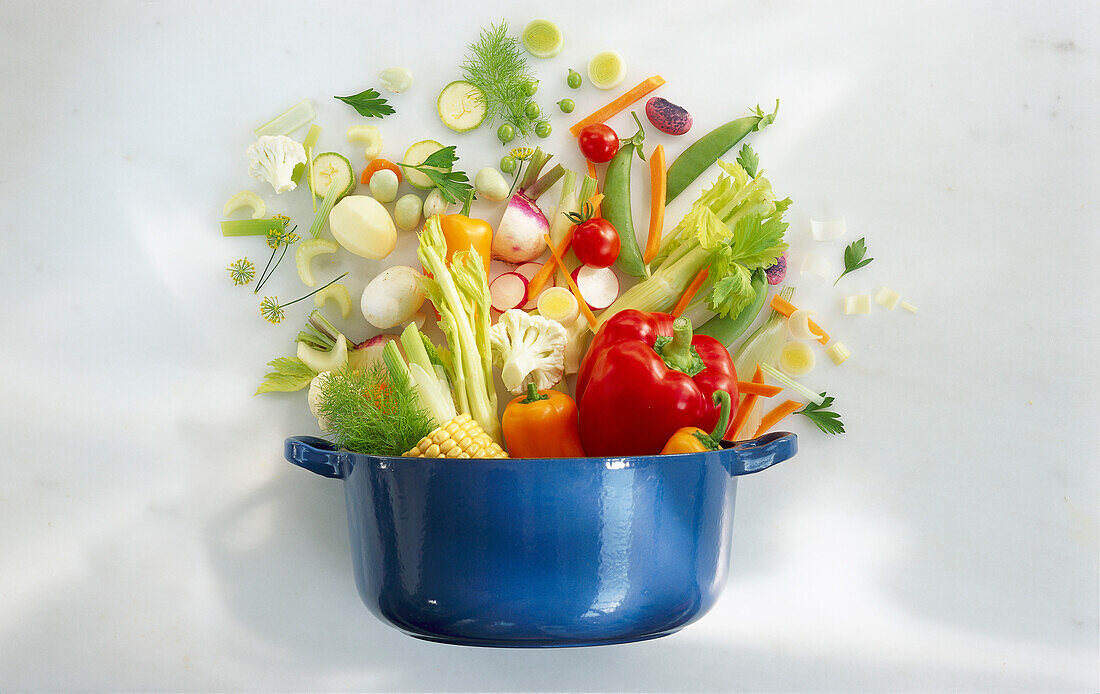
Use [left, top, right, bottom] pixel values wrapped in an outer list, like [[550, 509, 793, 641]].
[[221, 18, 915, 460]]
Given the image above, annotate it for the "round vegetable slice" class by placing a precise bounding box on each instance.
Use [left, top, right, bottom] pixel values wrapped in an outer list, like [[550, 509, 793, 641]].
[[402, 139, 449, 189], [437, 81, 487, 133], [778, 340, 816, 377], [310, 152, 355, 198], [489, 272, 529, 312], [522, 19, 564, 58], [587, 51, 626, 90], [295, 238, 339, 287], [571, 265, 619, 310], [537, 286, 580, 324]]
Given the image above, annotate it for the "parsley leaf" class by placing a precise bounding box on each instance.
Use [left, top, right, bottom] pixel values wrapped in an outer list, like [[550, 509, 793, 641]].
[[797, 394, 845, 434], [334, 88, 395, 119], [399, 146, 474, 204], [419, 145, 459, 170], [834, 237, 873, 285], [736, 143, 759, 178]]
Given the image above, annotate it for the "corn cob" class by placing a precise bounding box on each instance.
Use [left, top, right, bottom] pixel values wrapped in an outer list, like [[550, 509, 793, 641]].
[[403, 413, 509, 459]]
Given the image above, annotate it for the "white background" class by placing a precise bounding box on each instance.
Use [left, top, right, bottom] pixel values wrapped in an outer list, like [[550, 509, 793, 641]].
[[1, 0, 1097, 691]]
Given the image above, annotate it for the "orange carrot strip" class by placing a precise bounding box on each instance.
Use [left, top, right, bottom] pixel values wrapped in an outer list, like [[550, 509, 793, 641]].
[[544, 233, 597, 329], [586, 159, 597, 184], [736, 381, 782, 398], [569, 75, 666, 137], [670, 267, 708, 318], [768, 294, 830, 345], [752, 400, 803, 439], [643, 144, 666, 264], [526, 193, 605, 301], [730, 365, 765, 440]]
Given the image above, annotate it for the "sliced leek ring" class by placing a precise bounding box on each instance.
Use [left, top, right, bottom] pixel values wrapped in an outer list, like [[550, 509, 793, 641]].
[[587, 51, 626, 90], [788, 309, 820, 341], [778, 341, 816, 378]]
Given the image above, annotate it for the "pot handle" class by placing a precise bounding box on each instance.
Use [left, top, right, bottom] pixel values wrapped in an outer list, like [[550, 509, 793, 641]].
[[284, 436, 345, 479], [720, 431, 797, 477]]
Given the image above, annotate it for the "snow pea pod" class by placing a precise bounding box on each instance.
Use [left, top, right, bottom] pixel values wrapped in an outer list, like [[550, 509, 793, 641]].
[[601, 113, 648, 278], [695, 268, 768, 347], [665, 100, 779, 204]]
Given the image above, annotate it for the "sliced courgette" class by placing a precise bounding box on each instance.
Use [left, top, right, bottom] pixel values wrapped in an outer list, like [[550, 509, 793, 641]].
[[310, 152, 355, 198], [402, 139, 449, 190], [437, 81, 487, 133]]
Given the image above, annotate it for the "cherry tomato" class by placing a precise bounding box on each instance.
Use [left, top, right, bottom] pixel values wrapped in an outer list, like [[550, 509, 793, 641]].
[[577, 124, 619, 163], [571, 218, 620, 268]]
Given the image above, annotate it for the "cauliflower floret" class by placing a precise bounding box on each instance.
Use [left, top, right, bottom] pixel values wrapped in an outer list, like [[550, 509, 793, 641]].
[[489, 309, 567, 394], [247, 135, 306, 194]]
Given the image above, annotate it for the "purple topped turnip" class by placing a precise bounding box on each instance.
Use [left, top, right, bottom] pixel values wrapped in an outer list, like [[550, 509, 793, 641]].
[[491, 148, 566, 264]]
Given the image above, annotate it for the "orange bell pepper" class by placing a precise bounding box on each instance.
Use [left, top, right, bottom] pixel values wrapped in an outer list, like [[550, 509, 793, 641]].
[[502, 384, 586, 458], [660, 390, 733, 455], [439, 191, 492, 278]]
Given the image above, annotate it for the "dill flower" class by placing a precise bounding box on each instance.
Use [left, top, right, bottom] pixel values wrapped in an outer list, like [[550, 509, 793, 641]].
[[227, 258, 255, 286]]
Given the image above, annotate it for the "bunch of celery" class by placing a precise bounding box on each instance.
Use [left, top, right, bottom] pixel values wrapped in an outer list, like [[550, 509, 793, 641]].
[[417, 215, 501, 442], [592, 160, 789, 331], [381, 323, 457, 427]]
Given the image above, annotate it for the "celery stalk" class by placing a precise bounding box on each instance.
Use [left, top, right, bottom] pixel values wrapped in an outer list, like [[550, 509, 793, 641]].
[[292, 124, 322, 186], [548, 170, 577, 248], [254, 99, 316, 137], [221, 219, 284, 237], [382, 341, 411, 381], [308, 183, 342, 239], [731, 285, 795, 434], [759, 363, 826, 406]]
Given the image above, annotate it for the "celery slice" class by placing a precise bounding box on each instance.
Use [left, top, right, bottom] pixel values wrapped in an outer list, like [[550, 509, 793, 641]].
[[223, 190, 266, 219], [313, 282, 352, 319], [254, 99, 315, 137], [292, 124, 322, 186], [220, 219, 283, 237], [308, 183, 342, 239], [759, 363, 826, 406]]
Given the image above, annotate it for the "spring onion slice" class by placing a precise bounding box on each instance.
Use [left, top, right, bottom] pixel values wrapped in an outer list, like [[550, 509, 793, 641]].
[[254, 99, 316, 137], [292, 125, 322, 186], [220, 219, 283, 237], [810, 217, 846, 241], [760, 362, 826, 406], [778, 341, 816, 377], [522, 19, 564, 58]]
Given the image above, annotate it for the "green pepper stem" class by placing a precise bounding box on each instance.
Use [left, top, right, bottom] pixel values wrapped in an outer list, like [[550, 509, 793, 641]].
[[708, 390, 733, 441], [520, 382, 549, 404], [659, 317, 699, 374], [461, 189, 474, 217]]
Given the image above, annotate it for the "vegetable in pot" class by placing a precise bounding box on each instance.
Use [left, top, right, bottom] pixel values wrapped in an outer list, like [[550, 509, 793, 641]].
[[489, 309, 568, 394], [660, 390, 733, 454]]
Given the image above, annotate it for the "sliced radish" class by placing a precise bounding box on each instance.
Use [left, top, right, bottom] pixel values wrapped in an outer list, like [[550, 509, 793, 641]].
[[489, 272, 528, 312], [571, 265, 619, 311], [514, 262, 543, 281]]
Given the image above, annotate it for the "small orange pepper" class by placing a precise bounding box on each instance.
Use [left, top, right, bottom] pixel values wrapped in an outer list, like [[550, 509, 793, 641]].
[[660, 390, 734, 455], [502, 384, 586, 459], [440, 191, 492, 278]]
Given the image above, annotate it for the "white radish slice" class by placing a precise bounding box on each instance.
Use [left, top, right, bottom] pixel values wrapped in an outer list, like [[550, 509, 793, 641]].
[[537, 286, 580, 324], [489, 272, 528, 312], [810, 218, 846, 241], [800, 252, 833, 280], [571, 266, 619, 310], [787, 309, 820, 341]]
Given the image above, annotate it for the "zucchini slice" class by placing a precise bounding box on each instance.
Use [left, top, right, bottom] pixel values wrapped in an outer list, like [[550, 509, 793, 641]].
[[437, 81, 487, 133], [402, 139, 449, 190], [310, 152, 355, 198]]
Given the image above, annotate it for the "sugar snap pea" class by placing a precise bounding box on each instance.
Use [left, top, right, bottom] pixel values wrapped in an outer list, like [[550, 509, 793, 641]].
[[695, 269, 767, 346], [665, 100, 779, 204], [601, 112, 648, 278]]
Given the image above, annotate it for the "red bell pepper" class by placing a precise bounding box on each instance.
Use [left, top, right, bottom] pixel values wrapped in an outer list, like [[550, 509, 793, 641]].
[[576, 310, 740, 457]]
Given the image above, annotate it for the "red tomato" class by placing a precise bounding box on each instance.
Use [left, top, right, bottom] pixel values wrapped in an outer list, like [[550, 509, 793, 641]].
[[571, 218, 620, 268], [577, 124, 619, 163]]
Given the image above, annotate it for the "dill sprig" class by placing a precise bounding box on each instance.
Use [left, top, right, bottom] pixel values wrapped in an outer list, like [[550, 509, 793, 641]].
[[461, 21, 537, 137], [227, 258, 255, 286], [317, 362, 435, 457], [259, 273, 348, 324]]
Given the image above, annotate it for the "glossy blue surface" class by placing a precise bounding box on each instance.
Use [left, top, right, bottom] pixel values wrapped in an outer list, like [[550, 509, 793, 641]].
[[284, 433, 797, 647]]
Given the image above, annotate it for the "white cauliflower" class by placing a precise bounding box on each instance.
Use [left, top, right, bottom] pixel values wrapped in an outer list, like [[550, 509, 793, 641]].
[[247, 135, 306, 193], [489, 309, 567, 394]]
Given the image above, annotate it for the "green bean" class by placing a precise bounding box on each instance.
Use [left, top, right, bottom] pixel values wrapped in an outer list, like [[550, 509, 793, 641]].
[[665, 100, 779, 204], [602, 112, 649, 278], [695, 269, 767, 346]]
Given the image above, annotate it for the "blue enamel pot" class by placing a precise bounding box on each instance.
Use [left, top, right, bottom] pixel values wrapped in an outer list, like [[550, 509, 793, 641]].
[[284, 432, 797, 648]]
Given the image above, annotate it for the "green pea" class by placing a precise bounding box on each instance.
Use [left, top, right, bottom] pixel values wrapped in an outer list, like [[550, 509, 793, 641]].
[[522, 80, 539, 97], [557, 99, 575, 114], [497, 123, 515, 144], [499, 155, 518, 173], [567, 69, 582, 89], [525, 102, 541, 120], [535, 121, 552, 138]]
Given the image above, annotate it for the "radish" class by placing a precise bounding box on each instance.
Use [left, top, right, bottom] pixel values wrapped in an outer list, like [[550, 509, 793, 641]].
[[571, 266, 619, 310], [489, 272, 529, 312], [491, 148, 566, 263], [514, 262, 550, 309]]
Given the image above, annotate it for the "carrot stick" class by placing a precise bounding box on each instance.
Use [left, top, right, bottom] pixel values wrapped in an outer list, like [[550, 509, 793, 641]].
[[670, 267, 708, 318], [569, 75, 666, 137], [736, 381, 782, 398], [643, 144, 666, 264], [544, 233, 598, 329], [526, 194, 604, 302], [752, 400, 802, 439], [586, 159, 598, 186], [768, 294, 830, 345], [730, 365, 764, 440]]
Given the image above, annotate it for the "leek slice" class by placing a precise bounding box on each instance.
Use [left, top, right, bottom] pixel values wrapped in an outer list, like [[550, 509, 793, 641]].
[[522, 20, 564, 58], [760, 363, 826, 406], [254, 99, 315, 137], [587, 51, 626, 90], [800, 252, 832, 280], [778, 341, 816, 377], [787, 309, 819, 341], [810, 217, 846, 241]]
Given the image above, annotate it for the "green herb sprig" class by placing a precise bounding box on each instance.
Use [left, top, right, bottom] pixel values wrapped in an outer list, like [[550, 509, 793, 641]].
[[259, 273, 348, 324], [736, 144, 759, 178], [400, 146, 474, 204], [256, 357, 315, 395], [334, 88, 394, 118], [461, 21, 537, 138], [316, 362, 435, 456], [835, 237, 873, 285], [798, 393, 845, 434]]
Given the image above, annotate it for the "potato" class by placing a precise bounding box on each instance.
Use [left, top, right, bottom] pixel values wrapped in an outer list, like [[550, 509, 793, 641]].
[[329, 195, 396, 259], [360, 265, 426, 329]]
